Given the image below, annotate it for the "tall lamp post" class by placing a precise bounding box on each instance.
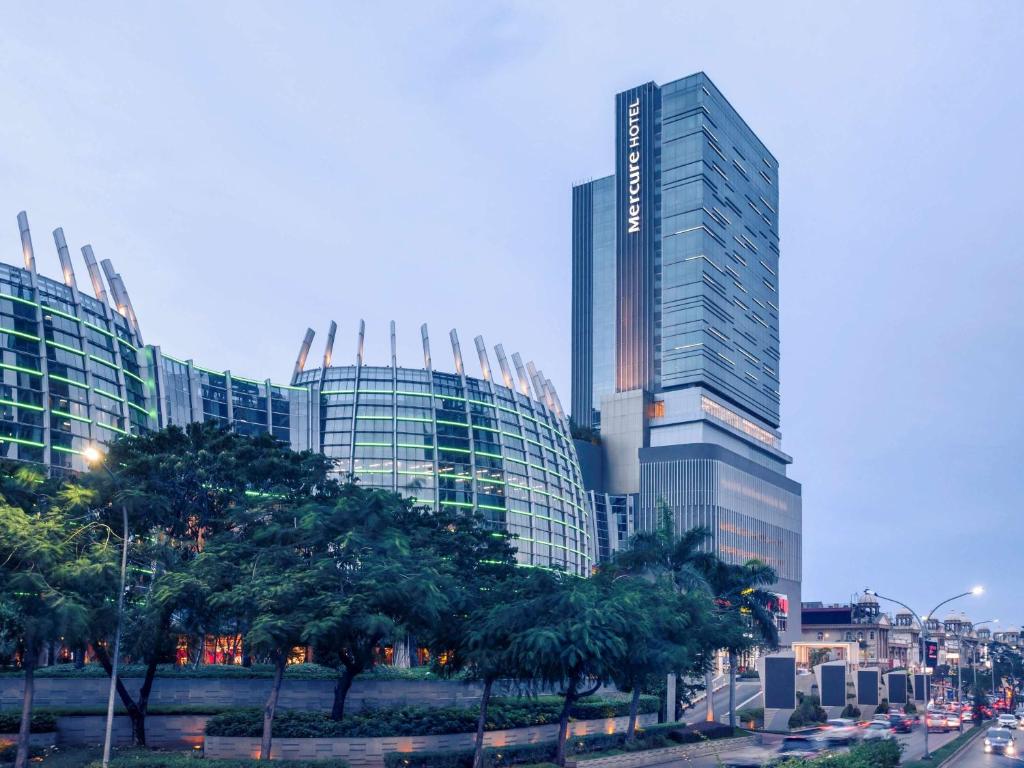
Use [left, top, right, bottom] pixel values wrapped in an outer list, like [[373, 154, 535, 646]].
[[83, 446, 129, 768], [864, 586, 983, 760]]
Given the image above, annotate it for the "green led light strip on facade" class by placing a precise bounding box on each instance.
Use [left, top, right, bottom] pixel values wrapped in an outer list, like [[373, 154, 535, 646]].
[[0, 326, 40, 341], [49, 373, 88, 389], [0, 362, 42, 376], [122, 369, 146, 385], [1, 294, 38, 308], [0, 435, 45, 448], [46, 339, 84, 355], [95, 421, 130, 436], [0, 398, 44, 412], [82, 320, 112, 337], [93, 387, 124, 403], [40, 304, 78, 322], [52, 408, 91, 423], [51, 445, 83, 455]]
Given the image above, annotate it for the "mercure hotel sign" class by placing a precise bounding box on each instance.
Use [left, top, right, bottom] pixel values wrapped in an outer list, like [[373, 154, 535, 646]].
[[626, 97, 641, 234]]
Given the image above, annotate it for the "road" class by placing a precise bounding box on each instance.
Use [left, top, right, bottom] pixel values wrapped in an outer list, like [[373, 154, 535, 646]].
[[678, 680, 761, 724], [944, 724, 1020, 768], [642, 718, 969, 768]]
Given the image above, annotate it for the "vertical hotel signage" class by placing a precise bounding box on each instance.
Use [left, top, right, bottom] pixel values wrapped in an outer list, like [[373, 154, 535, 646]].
[[625, 97, 642, 233], [615, 82, 658, 393]]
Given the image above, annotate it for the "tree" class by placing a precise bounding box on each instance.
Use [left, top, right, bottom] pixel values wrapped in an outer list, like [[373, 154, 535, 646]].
[[500, 571, 627, 767], [0, 473, 106, 768], [421, 510, 520, 768], [302, 485, 449, 721], [703, 558, 780, 728], [196, 497, 325, 760], [81, 423, 339, 746]]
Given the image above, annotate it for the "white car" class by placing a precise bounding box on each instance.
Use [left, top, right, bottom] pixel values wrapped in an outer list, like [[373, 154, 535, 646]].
[[863, 722, 894, 740], [997, 713, 1019, 729]]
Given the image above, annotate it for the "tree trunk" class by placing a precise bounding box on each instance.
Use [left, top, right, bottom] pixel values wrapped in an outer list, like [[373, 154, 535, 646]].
[[728, 651, 737, 729], [331, 664, 357, 721], [626, 685, 642, 741], [193, 632, 206, 669], [14, 645, 36, 768], [129, 656, 160, 746], [472, 677, 494, 768], [555, 677, 578, 767], [705, 668, 715, 722], [93, 642, 146, 745], [260, 652, 287, 760]]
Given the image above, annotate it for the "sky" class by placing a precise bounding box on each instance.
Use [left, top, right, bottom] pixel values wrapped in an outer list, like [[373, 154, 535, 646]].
[[2, 1, 1022, 625]]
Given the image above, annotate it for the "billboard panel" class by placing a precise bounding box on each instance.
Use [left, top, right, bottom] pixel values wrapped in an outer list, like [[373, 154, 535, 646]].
[[764, 656, 796, 710], [888, 672, 908, 704], [820, 664, 846, 707], [857, 670, 879, 706], [914, 674, 927, 703]]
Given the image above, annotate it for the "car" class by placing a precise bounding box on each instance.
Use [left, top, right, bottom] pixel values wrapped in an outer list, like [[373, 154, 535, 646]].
[[943, 711, 961, 729], [822, 718, 861, 744], [926, 711, 951, 733], [862, 722, 895, 740], [984, 727, 1017, 755], [997, 713, 1019, 729], [777, 736, 832, 758], [887, 713, 914, 733]]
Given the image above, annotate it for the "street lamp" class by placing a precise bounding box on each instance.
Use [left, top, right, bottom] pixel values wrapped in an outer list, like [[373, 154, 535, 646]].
[[864, 586, 983, 760], [84, 446, 129, 768]]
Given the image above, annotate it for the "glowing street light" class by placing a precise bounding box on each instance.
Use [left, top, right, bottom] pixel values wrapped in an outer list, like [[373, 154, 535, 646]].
[[84, 446, 128, 768]]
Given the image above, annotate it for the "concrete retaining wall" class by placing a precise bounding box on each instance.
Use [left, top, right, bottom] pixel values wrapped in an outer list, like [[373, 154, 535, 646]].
[[204, 713, 659, 767], [0, 677, 489, 712], [0, 732, 58, 748], [54, 714, 209, 749]]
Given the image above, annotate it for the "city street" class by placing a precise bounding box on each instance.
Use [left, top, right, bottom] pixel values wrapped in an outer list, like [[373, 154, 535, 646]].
[[679, 680, 762, 724], [945, 727, 1019, 768]]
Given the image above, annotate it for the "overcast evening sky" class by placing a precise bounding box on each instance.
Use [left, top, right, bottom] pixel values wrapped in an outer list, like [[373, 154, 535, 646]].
[[2, 2, 1022, 624]]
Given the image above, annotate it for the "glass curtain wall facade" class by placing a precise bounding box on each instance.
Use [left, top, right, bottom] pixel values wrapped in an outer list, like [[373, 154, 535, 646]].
[[570, 73, 801, 642], [1, 216, 591, 575], [571, 72, 781, 430]]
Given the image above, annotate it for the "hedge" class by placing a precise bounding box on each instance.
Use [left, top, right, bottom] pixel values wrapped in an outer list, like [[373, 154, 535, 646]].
[[775, 738, 901, 767], [0, 663, 453, 681], [0, 663, 345, 680], [0, 710, 57, 733], [382, 722, 736, 768], [205, 695, 660, 738], [85, 749, 351, 768]]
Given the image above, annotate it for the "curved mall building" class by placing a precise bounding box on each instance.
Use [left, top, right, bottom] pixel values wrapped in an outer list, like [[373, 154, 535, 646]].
[[0, 213, 592, 575]]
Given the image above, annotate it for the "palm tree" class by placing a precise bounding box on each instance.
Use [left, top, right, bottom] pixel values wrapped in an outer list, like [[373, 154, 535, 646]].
[[703, 558, 780, 727]]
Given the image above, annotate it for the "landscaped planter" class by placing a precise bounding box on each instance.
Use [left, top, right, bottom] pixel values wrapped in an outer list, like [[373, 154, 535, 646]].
[[55, 714, 210, 748], [0, 677, 491, 712], [0, 731, 58, 749], [204, 713, 658, 767]]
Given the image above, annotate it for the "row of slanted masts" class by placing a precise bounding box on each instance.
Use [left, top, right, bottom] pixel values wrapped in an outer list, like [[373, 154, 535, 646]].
[[293, 320, 566, 420], [16, 211, 142, 342]]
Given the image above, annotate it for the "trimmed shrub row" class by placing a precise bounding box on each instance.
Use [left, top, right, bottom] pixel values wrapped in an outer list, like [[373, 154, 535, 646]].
[[0, 710, 57, 733], [86, 749, 351, 768], [0, 663, 340, 680], [205, 696, 660, 738], [382, 722, 736, 768], [0, 663, 449, 681]]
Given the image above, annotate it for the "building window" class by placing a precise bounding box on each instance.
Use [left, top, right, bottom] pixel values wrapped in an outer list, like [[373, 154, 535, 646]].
[[816, 632, 824, 641], [648, 400, 665, 419], [869, 631, 875, 640]]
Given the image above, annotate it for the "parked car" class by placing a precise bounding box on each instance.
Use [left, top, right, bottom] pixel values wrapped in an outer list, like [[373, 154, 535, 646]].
[[997, 713, 1019, 729], [862, 722, 895, 740], [984, 727, 1017, 755]]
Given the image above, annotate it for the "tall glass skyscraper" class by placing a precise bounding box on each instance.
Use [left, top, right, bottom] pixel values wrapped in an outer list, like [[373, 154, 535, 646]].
[[571, 73, 801, 642]]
